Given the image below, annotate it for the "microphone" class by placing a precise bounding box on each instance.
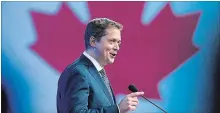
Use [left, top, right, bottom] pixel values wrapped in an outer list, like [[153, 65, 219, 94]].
[[128, 84, 167, 113]]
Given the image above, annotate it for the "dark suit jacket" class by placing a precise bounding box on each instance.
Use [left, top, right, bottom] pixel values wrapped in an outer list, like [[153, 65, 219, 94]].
[[57, 54, 119, 113]]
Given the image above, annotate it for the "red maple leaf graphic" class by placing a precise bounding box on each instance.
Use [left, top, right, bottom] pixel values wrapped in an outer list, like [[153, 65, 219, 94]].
[[30, 2, 200, 99]]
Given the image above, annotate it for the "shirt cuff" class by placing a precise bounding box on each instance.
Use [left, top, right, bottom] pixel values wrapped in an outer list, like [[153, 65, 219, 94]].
[[117, 105, 120, 113]]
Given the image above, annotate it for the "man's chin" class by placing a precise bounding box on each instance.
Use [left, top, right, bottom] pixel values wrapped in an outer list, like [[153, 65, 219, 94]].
[[108, 59, 115, 64]]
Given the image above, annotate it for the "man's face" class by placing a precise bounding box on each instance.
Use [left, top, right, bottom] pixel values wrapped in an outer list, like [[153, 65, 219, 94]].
[[94, 27, 121, 66]]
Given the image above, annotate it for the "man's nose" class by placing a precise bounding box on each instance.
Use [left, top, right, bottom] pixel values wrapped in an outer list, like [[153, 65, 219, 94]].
[[113, 44, 120, 51]]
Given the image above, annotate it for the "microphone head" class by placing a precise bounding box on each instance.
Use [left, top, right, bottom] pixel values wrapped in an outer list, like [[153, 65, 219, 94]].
[[128, 84, 139, 92]]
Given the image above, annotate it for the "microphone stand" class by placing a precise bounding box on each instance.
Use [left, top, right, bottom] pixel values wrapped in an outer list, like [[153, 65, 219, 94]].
[[140, 95, 167, 113]]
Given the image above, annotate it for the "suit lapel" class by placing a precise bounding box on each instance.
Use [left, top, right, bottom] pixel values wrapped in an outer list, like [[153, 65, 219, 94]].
[[79, 54, 114, 104], [88, 66, 114, 104], [110, 85, 117, 104]]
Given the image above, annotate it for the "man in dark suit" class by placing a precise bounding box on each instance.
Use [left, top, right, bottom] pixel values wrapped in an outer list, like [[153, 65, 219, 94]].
[[57, 18, 144, 113]]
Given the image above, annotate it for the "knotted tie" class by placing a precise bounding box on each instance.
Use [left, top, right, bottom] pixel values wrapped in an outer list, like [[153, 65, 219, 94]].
[[99, 69, 113, 101]]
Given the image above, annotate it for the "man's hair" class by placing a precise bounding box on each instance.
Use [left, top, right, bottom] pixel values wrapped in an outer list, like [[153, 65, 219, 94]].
[[84, 18, 123, 49]]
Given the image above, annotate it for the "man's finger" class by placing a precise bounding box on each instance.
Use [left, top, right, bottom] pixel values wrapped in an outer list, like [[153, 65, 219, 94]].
[[128, 97, 138, 103], [128, 105, 136, 111], [128, 92, 144, 97], [130, 101, 138, 106], [133, 97, 138, 100], [132, 97, 139, 103]]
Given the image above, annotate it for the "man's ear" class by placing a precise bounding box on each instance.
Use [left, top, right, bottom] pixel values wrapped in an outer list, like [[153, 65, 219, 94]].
[[89, 36, 96, 48]]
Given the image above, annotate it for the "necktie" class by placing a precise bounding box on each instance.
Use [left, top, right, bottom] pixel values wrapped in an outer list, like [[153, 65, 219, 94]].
[[99, 69, 114, 101]]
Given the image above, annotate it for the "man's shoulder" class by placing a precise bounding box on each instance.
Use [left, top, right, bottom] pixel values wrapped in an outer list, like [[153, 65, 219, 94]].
[[64, 56, 88, 72], [57, 56, 90, 92], [59, 57, 89, 80], [65, 58, 87, 72]]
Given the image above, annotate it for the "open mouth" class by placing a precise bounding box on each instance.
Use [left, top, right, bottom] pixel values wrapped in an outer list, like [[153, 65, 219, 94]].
[[110, 53, 117, 57]]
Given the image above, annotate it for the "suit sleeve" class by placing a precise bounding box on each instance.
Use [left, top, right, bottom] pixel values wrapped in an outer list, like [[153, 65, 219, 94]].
[[59, 68, 119, 113]]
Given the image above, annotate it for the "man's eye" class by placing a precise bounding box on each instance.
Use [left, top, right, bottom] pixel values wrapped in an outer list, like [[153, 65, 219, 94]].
[[109, 40, 114, 42]]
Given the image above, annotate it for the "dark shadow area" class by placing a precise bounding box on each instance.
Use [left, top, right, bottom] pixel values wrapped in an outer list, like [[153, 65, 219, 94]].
[[212, 32, 220, 113], [1, 85, 11, 113]]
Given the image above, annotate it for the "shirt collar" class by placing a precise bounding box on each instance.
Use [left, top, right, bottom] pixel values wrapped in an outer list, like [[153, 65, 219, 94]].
[[83, 51, 103, 72]]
